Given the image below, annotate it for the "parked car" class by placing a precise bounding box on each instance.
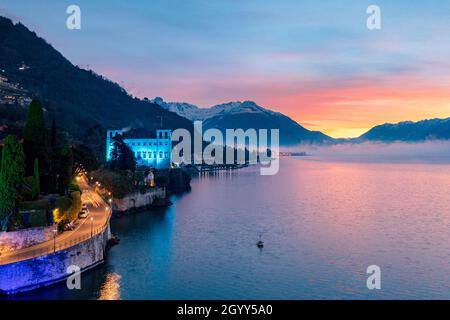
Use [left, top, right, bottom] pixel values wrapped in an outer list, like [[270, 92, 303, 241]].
[[63, 221, 76, 231]]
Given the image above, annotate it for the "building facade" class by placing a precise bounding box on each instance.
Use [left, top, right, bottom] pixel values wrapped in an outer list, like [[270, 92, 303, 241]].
[[106, 129, 172, 169]]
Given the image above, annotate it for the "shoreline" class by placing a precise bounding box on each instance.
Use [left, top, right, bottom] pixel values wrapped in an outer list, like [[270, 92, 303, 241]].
[[0, 177, 112, 296]]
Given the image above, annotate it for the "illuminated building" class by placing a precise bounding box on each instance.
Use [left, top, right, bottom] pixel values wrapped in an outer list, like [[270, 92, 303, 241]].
[[106, 129, 172, 169]]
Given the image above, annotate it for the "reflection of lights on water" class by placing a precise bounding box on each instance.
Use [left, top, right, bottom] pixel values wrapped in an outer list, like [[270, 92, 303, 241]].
[[98, 273, 121, 300]]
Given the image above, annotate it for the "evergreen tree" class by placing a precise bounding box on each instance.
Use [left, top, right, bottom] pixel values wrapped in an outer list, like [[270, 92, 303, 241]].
[[50, 119, 59, 192], [23, 99, 49, 176], [0, 135, 25, 231], [73, 144, 99, 173], [109, 135, 136, 171], [50, 119, 57, 148], [57, 144, 74, 195], [83, 125, 106, 163], [121, 143, 136, 171], [31, 158, 40, 200]]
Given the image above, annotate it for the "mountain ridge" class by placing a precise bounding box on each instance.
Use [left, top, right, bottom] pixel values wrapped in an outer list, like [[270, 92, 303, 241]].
[[150, 97, 334, 145], [357, 117, 450, 142]]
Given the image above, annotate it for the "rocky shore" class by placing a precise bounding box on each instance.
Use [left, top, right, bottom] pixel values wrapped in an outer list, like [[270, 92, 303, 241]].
[[111, 168, 192, 217]]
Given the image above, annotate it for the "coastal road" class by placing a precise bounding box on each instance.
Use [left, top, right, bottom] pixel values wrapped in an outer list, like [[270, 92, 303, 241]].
[[0, 176, 111, 265]]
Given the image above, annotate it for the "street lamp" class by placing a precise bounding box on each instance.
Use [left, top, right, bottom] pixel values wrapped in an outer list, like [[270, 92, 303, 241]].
[[90, 217, 94, 237], [53, 228, 58, 254]]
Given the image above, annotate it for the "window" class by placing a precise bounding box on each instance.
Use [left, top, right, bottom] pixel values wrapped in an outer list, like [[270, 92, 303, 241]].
[[159, 142, 162, 146], [137, 152, 141, 159], [164, 152, 169, 158], [165, 142, 168, 146], [159, 152, 163, 159], [143, 152, 146, 159], [148, 152, 152, 158], [154, 152, 157, 158]]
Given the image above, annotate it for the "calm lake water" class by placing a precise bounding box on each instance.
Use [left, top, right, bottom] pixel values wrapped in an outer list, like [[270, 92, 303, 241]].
[[14, 158, 450, 299]]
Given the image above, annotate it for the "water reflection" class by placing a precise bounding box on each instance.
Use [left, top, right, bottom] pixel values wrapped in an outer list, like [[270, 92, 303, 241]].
[[8, 158, 450, 299], [98, 273, 121, 300]]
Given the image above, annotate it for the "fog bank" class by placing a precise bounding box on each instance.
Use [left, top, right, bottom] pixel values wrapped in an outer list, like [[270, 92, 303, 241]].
[[289, 141, 450, 163]]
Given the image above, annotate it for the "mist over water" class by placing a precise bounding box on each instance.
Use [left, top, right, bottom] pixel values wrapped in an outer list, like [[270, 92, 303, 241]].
[[291, 141, 450, 163]]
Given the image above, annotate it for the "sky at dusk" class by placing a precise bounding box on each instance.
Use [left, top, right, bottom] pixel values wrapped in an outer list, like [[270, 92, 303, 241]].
[[1, 0, 450, 138]]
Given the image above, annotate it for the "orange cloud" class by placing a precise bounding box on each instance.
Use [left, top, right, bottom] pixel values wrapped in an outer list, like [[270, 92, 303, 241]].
[[262, 76, 450, 138]]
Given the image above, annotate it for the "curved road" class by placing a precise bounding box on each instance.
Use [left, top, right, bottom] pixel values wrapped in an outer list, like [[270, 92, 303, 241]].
[[0, 176, 111, 265]]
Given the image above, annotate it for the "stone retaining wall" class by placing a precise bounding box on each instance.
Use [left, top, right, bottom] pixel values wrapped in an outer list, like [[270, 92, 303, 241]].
[[0, 226, 55, 254], [0, 223, 111, 295], [113, 187, 166, 212]]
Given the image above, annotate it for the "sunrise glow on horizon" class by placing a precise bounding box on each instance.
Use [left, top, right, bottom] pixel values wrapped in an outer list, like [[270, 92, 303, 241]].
[[2, 0, 450, 138]]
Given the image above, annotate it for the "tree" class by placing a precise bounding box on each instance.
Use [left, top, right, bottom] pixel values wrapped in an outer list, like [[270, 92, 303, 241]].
[[50, 119, 58, 192], [57, 144, 74, 195], [0, 135, 25, 231], [31, 158, 40, 200], [109, 135, 136, 171], [23, 99, 49, 176], [83, 125, 106, 163], [92, 169, 134, 199], [73, 144, 99, 173]]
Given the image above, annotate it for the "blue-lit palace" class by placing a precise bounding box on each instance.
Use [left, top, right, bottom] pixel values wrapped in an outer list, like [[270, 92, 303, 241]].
[[106, 129, 172, 169]]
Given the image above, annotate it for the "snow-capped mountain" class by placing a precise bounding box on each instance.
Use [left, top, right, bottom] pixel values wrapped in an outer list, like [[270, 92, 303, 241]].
[[150, 98, 278, 121], [150, 97, 205, 121], [150, 97, 334, 145]]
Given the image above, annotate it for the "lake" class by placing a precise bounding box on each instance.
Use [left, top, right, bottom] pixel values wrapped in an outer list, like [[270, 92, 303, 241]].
[[14, 158, 450, 299]]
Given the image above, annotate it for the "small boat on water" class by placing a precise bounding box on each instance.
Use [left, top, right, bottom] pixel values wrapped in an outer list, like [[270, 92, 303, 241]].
[[256, 234, 264, 248]]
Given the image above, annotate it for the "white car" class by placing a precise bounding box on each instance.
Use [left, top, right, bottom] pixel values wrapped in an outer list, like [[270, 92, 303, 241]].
[[79, 205, 89, 219]]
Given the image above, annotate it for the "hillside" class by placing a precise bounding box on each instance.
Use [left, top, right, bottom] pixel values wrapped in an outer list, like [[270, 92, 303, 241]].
[[0, 16, 193, 140], [358, 118, 450, 142]]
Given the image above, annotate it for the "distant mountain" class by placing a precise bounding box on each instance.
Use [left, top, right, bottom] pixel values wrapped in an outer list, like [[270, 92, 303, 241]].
[[359, 118, 450, 142], [152, 98, 334, 145], [0, 16, 193, 139], [150, 97, 205, 121]]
